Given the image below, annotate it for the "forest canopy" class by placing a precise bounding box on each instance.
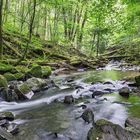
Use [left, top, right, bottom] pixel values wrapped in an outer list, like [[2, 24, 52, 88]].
[[0, 0, 140, 58]]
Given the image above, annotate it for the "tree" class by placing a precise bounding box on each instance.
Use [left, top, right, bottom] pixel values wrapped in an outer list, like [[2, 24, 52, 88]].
[[0, 0, 3, 60]]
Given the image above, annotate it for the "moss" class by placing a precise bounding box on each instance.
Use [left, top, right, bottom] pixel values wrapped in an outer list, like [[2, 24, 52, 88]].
[[16, 65, 29, 74], [3, 73, 16, 81], [29, 65, 42, 78], [19, 83, 31, 94], [42, 66, 52, 78], [14, 73, 25, 80], [95, 119, 112, 126], [0, 112, 14, 121], [0, 75, 8, 88], [87, 127, 103, 140], [0, 63, 14, 73]]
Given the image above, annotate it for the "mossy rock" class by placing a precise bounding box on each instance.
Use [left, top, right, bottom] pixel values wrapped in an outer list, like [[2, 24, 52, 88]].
[[42, 66, 52, 78], [87, 127, 102, 140], [15, 65, 29, 74], [0, 75, 8, 88], [18, 83, 31, 95], [28, 65, 42, 78], [95, 119, 113, 126], [135, 75, 140, 86], [0, 63, 14, 73], [3, 73, 16, 81], [87, 119, 134, 140], [14, 83, 33, 100], [14, 73, 25, 80], [0, 112, 14, 121]]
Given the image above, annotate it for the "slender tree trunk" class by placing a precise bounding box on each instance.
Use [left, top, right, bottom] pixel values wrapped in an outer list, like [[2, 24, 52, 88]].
[[96, 32, 100, 57], [3, 0, 8, 23], [90, 32, 96, 56], [0, 0, 3, 60], [62, 7, 68, 39], [44, 6, 47, 40], [79, 9, 87, 43]]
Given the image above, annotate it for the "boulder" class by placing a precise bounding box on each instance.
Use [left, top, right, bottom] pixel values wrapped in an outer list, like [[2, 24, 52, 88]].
[[14, 83, 34, 100], [91, 90, 108, 97], [28, 65, 42, 78], [25, 77, 48, 92], [87, 119, 134, 140], [1, 88, 19, 102], [42, 66, 52, 78], [125, 117, 140, 137], [6, 123, 19, 135], [0, 75, 8, 88], [3, 73, 16, 81], [64, 95, 74, 104], [0, 112, 14, 121], [119, 87, 130, 97], [81, 108, 94, 124]]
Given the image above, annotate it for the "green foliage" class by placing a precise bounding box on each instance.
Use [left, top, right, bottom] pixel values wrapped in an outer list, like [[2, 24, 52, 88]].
[[1, 0, 140, 58]]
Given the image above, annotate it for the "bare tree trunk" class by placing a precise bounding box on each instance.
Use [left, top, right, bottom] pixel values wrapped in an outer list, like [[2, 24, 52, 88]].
[[0, 0, 3, 60], [79, 9, 87, 43], [3, 0, 9, 23], [96, 32, 100, 57]]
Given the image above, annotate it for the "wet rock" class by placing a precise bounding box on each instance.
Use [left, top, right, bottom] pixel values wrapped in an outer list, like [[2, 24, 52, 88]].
[[74, 85, 84, 89], [91, 91, 106, 96], [0, 112, 14, 121], [119, 87, 130, 97], [25, 77, 50, 92], [103, 81, 114, 85], [0, 120, 8, 127], [14, 83, 34, 100], [125, 117, 140, 137], [0, 127, 14, 140], [87, 119, 134, 140], [1, 88, 19, 102], [6, 123, 19, 135], [80, 104, 87, 109], [112, 101, 132, 106], [64, 95, 74, 104], [81, 108, 94, 124]]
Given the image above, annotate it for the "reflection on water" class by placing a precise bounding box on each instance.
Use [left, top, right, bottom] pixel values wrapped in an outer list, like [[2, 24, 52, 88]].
[[0, 70, 140, 140]]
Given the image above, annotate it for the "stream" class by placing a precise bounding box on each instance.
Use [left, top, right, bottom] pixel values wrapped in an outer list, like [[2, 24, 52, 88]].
[[0, 62, 140, 140]]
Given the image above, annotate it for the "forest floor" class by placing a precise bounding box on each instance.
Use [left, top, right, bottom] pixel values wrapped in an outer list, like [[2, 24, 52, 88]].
[[2, 29, 139, 74]]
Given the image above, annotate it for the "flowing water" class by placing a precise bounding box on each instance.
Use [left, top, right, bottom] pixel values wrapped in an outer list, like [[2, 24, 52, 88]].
[[0, 67, 140, 140]]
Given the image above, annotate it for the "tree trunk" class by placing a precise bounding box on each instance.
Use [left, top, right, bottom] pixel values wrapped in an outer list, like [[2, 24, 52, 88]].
[[0, 0, 3, 60], [96, 32, 100, 57]]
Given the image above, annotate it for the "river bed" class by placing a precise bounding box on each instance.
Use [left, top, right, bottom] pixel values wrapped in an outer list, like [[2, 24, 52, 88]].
[[0, 69, 140, 140]]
